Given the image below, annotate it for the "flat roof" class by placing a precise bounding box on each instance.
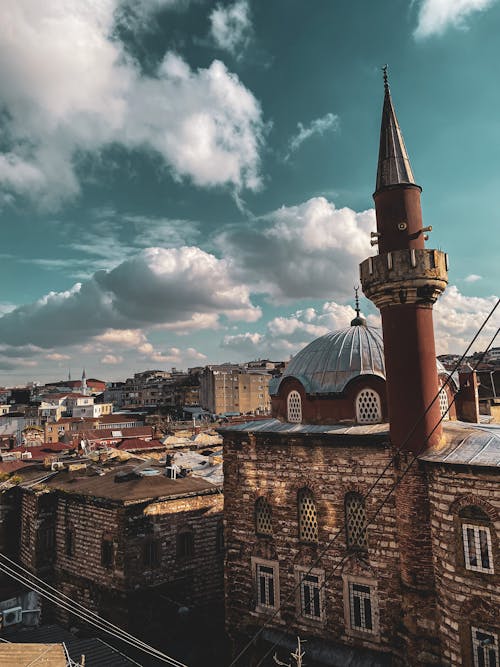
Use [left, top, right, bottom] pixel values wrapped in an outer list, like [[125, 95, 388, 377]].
[[0, 643, 67, 666], [42, 464, 220, 504]]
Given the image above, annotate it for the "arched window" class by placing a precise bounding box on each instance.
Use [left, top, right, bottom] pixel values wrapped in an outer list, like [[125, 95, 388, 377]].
[[356, 389, 382, 424], [439, 386, 450, 420], [345, 492, 368, 551], [287, 390, 302, 423], [298, 488, 318, 543], [459, 505, 494, 574], [255, 497, 273, 536]]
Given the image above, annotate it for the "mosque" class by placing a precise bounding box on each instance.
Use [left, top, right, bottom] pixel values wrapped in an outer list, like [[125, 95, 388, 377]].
[[221, 74, 499, 666]]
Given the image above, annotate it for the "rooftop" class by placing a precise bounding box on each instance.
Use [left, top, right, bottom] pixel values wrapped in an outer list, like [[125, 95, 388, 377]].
[[220, 419, 500, 469]]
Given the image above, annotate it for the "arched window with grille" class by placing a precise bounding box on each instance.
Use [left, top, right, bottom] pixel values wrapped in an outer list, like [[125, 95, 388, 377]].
[[345, 492, 368, 551], [298, 488, 318, 543], [287, 390, 302, 423], [255, 497, 273, 536], [439, 385, 450, 420], [356, 389, 382, 424]]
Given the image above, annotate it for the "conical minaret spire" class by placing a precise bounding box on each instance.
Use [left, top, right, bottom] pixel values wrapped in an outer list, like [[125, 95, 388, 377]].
[[376, 66, 417, 192]]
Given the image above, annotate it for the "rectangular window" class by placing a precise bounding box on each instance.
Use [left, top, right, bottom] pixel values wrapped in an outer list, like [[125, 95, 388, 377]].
[[298, 572, 323, 621], [471, 626, 499, 667], [65, 527, 74, 557], [257, 564, 276, 609], [143, 540, 160, 568], [463, 524, 494, 574], [101, 538, 114, 569], [349, 582, 374, 633]]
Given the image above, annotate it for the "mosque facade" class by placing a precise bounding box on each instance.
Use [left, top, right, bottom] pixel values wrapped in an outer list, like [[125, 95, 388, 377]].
[[221, 75, 499, 666]]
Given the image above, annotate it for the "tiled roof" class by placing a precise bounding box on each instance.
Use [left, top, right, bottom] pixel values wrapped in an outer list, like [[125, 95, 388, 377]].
[[118, 438, 164, 450]]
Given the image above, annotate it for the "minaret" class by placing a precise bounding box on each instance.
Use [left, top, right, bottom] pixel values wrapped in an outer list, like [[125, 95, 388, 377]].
[[81, 369, 88, 396], [360, 68, 448, 662], [360, 67, 448, 454]]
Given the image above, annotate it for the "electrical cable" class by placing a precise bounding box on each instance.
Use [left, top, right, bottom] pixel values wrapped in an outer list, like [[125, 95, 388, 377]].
[[0, 555, 187, 667], [254, 324, 499, 667], [229, 298, 499, 666]]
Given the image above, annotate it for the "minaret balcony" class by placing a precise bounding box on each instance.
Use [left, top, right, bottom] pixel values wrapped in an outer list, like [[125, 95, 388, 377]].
[[360, 248, 448, 309]]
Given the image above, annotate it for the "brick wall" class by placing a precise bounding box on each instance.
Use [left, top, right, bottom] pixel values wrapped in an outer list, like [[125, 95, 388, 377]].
[[427, 465, 500, 666], [224, 431, 404, 661]]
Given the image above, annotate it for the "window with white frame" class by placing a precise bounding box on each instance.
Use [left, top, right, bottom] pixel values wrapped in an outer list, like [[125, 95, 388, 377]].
[[356, 389, 382, 424], [254, 559, 279, 610], [439, 386, 450, 420], [298, 488, 318, 543], [471, 626, 499, 667], [348, 581, 375, 633], [459, 505, 494, 574], [345, 492, 368, 551], [462, 524, 494, 574], [287, 390, 302, 423], [255, 497, 273, 536], [296, 568, 324, 621]]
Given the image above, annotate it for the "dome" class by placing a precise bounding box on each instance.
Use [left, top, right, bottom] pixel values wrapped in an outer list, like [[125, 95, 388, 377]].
[[270, 324, 385, 396]]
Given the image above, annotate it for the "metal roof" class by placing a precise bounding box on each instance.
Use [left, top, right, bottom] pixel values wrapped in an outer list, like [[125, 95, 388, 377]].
[[220, 418, 389, 437], [221, 420, 500, 469], [376, 79, 416, 191], [421, 421, 500, 468], [270, 325, 386, 396]]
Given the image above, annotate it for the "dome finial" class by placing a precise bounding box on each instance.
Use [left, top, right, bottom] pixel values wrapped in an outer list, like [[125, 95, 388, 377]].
[[351, 286, 366, 326]]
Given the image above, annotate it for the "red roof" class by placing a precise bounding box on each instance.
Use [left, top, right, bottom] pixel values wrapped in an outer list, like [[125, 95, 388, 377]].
[[76, 427, 153, 442], [117, 438, 164, 451], [0, 461, 33, 473]]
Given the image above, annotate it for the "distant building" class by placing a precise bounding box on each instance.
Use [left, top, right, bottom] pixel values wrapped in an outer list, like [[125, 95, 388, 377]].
[[199, 365, 272, 415]]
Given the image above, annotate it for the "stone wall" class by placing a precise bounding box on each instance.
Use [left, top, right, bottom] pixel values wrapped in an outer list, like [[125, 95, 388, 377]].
[[427, 465, 500, 666], [224, 431, 405, 663]]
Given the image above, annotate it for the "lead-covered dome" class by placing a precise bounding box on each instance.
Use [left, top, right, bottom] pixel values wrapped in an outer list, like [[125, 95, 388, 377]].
[[270, 324, 385, 396]]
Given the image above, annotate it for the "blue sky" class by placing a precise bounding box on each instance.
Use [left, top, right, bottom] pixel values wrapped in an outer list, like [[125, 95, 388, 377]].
[[0, 0, 498, 383]]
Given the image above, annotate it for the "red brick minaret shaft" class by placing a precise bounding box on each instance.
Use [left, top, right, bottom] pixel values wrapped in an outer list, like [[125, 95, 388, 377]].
[[360, 71, 448, 455], [360, 70, 449, 663]]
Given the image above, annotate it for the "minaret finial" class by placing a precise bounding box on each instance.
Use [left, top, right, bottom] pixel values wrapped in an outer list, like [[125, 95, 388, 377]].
[[350, 285, 366, 326], [382, 64, 389, 93]]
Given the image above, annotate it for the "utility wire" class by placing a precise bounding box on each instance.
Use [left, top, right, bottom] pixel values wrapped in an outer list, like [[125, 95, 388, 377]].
[[229, 298, 499, 666], [254, 323, 499, 667], [0, 555, 187, 667]]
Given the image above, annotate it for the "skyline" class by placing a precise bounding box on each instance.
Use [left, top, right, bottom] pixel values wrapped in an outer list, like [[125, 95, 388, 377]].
[[0, 0, 499, 382]]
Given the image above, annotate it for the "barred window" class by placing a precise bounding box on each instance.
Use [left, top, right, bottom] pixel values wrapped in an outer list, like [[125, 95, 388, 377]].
[[143, 540, 161, 568], [439, 386, 450, 420], [255, 497, 273, 536], [177, 531, 195, 559], [255, 561, 279, 610], [356, 389, 381, 424], [471, 626, 499, 667], [345, 493, 368, 551], [348, 582, 374, 633], [287, 390, 302, 423], [298, 488, 318, 543], [297, 569, 324, 621], [459, 506, 494, 575]]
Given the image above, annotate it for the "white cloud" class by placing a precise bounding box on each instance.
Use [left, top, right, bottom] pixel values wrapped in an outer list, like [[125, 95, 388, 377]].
[[434, 286, 499, 354], [44, 352, 71, 361], [414, 0, 498, 38], [210, 0, 252, 55], [222, 301, 361, 359], [286, 113, 339, 159], [0, 0, 265, 208], [0, 246, 261, 348], [101, 354, 124, 365], [464, 274, 482, 283], [217, 197, 374, 302]]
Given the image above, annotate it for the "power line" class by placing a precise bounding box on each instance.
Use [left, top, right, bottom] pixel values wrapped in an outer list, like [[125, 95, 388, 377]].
[[253, 324, 499, 667], [229, 298, 499, 666], [0, 555, 187, 667]]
